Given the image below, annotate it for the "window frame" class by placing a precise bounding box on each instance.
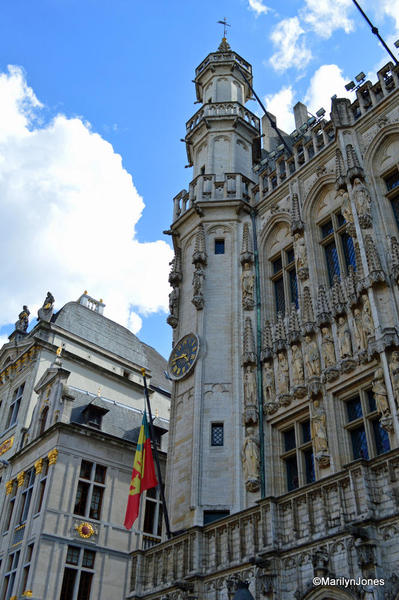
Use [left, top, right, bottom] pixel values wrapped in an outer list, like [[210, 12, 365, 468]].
[[280, 417, 315, 493], [73, 460, 106, 522], [319, 212, 356, 285], [343, 387, 391, 461], [383, 167, 399, 231], [59, 545, 96, 600], [5, 383, 25, 429]]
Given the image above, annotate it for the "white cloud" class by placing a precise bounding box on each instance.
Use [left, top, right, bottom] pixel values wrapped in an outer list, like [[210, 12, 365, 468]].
[[265, 86, 296, 133], [0, 66, 173, 335], [304, 64, 352, 115], [378, 0, 399, 30], [301, 0, 354, 38], [269, 17, 312, 72], [248, 0, 270, 16]]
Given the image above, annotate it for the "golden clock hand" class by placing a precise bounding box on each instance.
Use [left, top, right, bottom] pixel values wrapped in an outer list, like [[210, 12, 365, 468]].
[[171, 353, 188, 363]]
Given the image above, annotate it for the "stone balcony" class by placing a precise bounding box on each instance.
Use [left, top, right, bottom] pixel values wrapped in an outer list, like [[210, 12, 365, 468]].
[[186, 101, 260, 135], [128, 449, 399, 598]]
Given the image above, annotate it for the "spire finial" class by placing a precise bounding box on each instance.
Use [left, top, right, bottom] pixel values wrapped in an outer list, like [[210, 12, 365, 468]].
[[217, 17, 230, 38], [217, 18, 231, 52]]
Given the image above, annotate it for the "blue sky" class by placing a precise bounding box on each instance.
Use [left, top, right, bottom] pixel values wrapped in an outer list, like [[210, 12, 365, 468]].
[[0, 0, 398, 359]]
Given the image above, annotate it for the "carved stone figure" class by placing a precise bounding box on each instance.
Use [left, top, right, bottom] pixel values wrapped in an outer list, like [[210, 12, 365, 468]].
[[311, 400, 329, 465], [294, 233, 308, 279], [243, 365, 258, 425], [361, 294, 374, 340], [339, 188, 354, 229], [242, 427, 260, 492], [38, 291, 55, 322], [353, 307, 367, 352], [303, 335, 321, 377], [372, 366, 390, 417], [167, 287, 179, 328], [337, 316, 352, 359], [321, 326, 336, 367], [389, 351, 399, 409], [262, 361, 275, 404], [353, 178, 371, 227], [291, 344, 304, 386], [277, 352, 289, 395], [241, 262, 254, 310], [15, 306, 30, 332], [192, 264, 205, 310]]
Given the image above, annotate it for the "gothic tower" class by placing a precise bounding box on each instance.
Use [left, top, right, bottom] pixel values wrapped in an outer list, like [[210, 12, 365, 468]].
[[166, 38, 261, 529]]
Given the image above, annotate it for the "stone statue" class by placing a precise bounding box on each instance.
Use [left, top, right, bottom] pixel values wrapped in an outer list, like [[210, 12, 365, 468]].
[[167, 287, 179, 327], [311, 400, 329, 454], [38, 291, 55, 322], [337, 316, 352, 359], [291, 344, 304, 386], [242, 427, 260, 492], [353, 307, 367, 351], [192, 265, 205, 310], [294, 233, 308, 277], [303, 335, 321, 377], [244, 365, 257, 407], [372, 366, 390, 416], [389, 351, 399, 408], [353, 178, 371, 224], [241, 262, 254, 310], [277, 352, 289, 394], [262, 361, 275, 404], [321, 326, 336, 367], [361, 295, 374, 340], [339, 188, 354, 225], [15, 306, 30, 332]]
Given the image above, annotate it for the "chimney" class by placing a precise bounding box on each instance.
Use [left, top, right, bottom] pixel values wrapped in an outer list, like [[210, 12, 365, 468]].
[[293, 101, 308, 130]]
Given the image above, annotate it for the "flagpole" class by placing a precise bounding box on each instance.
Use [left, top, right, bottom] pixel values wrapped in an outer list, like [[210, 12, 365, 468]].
[[140, 368, 172, 539]]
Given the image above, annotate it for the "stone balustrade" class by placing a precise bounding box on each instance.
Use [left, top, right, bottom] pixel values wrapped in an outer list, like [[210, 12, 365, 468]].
[[196, 51, 252, 78], [186, 101, 260, 134], [129, 450, 399, 597]]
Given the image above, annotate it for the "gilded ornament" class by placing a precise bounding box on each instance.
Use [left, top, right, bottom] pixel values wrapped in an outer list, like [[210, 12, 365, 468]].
[[0, 436, 14, 456], [34, 458, 43, 475], [5, 480, 14, 495], [48, 448, 58, 465], [22, 592, 33, 598], [17, 471, 26, 487], [76, 521, 95, 539]]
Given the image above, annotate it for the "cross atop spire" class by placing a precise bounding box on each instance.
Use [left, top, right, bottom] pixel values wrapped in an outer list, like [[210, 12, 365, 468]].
[[217, 17, 230, 38]]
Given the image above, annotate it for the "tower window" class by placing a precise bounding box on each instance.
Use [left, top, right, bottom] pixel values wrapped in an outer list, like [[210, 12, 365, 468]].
[[211, 423, 224, 446], [384, 168, 399, 230], [214, 239, 225, 254]]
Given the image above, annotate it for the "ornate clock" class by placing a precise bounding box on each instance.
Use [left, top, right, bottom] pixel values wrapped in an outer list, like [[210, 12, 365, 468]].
[[168, 333, 199, 380]]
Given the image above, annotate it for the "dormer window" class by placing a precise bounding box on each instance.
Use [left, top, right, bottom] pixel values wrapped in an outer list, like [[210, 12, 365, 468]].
[[82, 403, 109, 430]]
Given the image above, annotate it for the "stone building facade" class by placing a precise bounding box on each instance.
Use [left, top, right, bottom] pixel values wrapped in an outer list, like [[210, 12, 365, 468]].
[[0, 292, 170, 600], [130, 40, 399, 599]]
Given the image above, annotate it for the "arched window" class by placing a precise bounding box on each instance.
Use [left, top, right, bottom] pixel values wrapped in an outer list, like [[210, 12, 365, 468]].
[[382, 167, 399, 229]]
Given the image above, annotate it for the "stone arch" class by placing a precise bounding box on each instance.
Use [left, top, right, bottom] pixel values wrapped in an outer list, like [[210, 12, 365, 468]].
[[215, 76, 230, 102], [301, 587, 356, 600]]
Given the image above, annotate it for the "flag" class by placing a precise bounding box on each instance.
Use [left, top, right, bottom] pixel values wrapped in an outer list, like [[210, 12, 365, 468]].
[[124, 411, 158, 529]]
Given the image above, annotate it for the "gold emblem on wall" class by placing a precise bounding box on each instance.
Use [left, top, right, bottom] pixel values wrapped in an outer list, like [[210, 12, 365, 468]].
[[0, 436, 14, 456], [75, 521, 96, 539]]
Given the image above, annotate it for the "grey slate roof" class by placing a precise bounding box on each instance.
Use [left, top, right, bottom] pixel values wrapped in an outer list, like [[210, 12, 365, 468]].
[[54, 301, 147, 367]]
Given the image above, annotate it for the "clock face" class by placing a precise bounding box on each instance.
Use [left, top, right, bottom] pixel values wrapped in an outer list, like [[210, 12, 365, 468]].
[[168, 333, 199, 380]]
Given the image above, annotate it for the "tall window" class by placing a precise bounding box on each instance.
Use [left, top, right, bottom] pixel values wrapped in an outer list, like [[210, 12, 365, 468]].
[[35, 459, 49, 514], [142, 487, 163, 548], [59, 545, 96, 600], [345, 389, 390, 460], [384, 168, 399, 229], [6, 383, 25, 429], [2, 549, 20, 600], [271, 246, 298, 315], [281, 419, 314, 492], [17, 468, 35, 525], [3, 482, 17, 533], [211, 423, 224, 446], [319, 213, 356, 285], [74, 460, 106, 521], [19, 543, 34, 596]]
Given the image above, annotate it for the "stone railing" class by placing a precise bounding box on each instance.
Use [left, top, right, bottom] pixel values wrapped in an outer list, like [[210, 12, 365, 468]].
[[186, 101, 260, 134], [172, 173, 255, 221], [196, 51, 252, 78], [128, 450, 399, 597]]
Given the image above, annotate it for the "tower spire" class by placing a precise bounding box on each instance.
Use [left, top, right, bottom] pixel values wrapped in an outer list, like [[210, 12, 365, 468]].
[[217, 17, 231, 51]]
